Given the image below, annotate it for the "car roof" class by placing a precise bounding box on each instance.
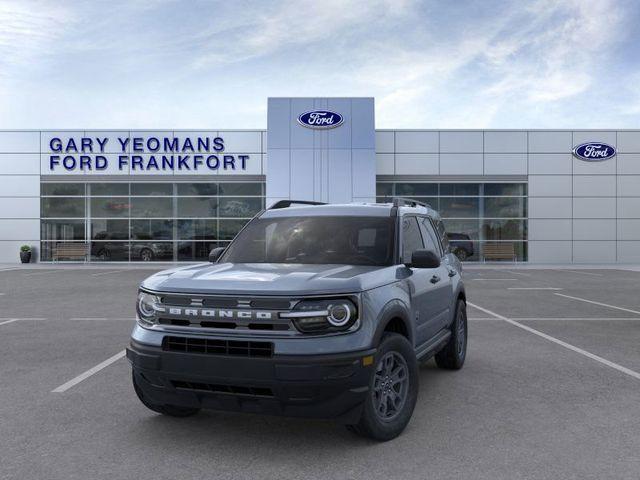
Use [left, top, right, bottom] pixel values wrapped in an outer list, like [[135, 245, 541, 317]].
[[260, 202, 441, 219]]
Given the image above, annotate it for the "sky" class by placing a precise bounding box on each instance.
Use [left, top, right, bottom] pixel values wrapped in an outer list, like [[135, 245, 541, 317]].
[[0, 0, 639, 129]]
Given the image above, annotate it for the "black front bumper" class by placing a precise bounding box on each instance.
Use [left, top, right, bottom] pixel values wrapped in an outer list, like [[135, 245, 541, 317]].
[[127, 340, 375, 423]]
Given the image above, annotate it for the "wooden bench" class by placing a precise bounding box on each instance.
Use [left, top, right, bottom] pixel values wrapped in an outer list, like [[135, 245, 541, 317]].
[[52, 243, 89, 262], [482, 242, 516, 262]]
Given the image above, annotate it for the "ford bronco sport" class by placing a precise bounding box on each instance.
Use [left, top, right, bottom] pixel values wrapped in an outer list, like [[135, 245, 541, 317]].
[[127, 198, 467, 441]]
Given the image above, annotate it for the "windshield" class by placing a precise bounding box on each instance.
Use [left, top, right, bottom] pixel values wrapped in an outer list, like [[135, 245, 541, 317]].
[[220, 216, 395, 266]]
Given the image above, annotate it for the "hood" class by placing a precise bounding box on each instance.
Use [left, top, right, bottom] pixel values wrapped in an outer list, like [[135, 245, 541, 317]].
[[141, 262, 397, 296]]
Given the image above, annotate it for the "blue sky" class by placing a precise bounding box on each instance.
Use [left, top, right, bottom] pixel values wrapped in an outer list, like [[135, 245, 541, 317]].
[[0, 0, 638, 128]]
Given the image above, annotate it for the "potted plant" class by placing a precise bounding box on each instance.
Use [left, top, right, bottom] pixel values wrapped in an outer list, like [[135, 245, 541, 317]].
[[20, 245, 32, 264]]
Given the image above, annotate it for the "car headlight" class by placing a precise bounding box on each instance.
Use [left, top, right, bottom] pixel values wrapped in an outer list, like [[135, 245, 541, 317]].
[[136, 291, 162, 326], [281, 298, 358, 333]]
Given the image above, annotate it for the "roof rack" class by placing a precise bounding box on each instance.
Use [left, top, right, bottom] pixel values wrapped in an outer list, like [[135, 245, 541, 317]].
[[390, 197, 432, 209], [269, 200, 327, 209]]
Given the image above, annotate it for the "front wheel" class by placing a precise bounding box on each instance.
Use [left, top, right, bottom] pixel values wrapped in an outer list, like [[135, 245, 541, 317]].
[[132, 371, 200, 417], [435, 299, 467, 370], [347, 333, 418, 441]]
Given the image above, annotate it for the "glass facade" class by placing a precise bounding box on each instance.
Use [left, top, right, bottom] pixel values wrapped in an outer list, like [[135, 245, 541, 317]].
[[377, 182, 528, 261], [40, 181, 265, 262]]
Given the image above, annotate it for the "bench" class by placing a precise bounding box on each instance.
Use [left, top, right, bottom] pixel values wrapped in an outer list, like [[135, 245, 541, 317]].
[[52, 243, 89, 262], [482, 242, 516, 262]]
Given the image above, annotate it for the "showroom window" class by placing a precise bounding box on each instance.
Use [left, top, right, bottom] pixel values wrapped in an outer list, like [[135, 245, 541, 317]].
[[376, 182, 528, 261], [40, 181, 265, 262]]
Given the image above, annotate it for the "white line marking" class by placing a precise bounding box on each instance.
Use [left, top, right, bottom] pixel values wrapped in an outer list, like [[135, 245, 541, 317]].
[[471, 278, 518, 281], [467, 302, 640, 381], [554, 293, 640, 316], [504, 270, 533, 277], [69, 317, 134, 321], [91, 270, 125, 277], [23, 270, 58, 276], [471, 317, 640, 321], [51, 350, 126, 393], [0, 319, 19, 326], [0, 293, 5, 295], [508, 287, 563, 290], [0, 317, 47, 321], [0, 267, 21, 272], [559, 269, 603, 277]]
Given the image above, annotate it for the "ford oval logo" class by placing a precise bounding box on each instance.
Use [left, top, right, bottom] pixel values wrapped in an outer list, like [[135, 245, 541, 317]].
[[572, 142, 616, 162], [297, 110, 344, 129]]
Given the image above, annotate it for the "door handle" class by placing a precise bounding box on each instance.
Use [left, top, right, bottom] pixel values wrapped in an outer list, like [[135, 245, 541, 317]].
[[430, 275, 441, 284], [448, 269, 457, 277]]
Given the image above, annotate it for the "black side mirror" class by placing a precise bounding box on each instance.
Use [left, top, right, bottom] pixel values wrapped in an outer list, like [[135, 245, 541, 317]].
[[406, 249, 440, 268], [209, 247, 226, 263]]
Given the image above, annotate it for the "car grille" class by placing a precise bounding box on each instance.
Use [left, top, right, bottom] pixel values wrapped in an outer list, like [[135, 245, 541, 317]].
[[162, 336, 273, 358], [171, 380, 274, 397]]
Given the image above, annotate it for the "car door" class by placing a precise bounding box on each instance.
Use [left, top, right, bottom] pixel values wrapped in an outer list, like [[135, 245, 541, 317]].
[[418, 216, 454, 333], [400, 216, 442, 347]]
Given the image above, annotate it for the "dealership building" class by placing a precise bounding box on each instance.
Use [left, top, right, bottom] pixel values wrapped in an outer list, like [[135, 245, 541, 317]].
[[1, 97, 639, 264]]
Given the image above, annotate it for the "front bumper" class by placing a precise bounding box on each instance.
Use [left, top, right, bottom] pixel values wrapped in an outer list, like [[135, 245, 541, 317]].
[[127, 339, 376, 423]]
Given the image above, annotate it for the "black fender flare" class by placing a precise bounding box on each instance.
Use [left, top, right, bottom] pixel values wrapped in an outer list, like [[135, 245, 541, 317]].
[[371, 299, 413, 348]]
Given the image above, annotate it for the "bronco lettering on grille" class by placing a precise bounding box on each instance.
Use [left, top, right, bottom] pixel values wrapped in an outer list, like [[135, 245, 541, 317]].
[[165, 308, 273, 320]]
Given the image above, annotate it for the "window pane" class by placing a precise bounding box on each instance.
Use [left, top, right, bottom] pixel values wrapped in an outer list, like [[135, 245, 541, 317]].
[[41, 220, 85, 241], [439, 197, 479, 218], [41, 183, 84, 196], [131, 242, 174, 261], [177, 220, 217, 240], [440, 183, 480, 196], [177, 183, 217, 196], [90, 183, 128, 196], [178, 241, 224, 261], [376, 183, 393, 196], [90, 197, 130, 218], [483, 183, 527, 196], [219, 219, 249, 240], [442, 219, 480, 240], [482, 219, 527, 240], [218, 197, 263, 218], [395, 183, 437, 196], [131, 220, 173, 240], [177, 197, 218, 217], [91, 242, 130, 261], [91, 219, 129, 240], [218, 183, 262, 196], [131, 183, 173, 196], [484, 197, 527, 218], [131, 197, 173, 217], [41, 198, 85, 217]]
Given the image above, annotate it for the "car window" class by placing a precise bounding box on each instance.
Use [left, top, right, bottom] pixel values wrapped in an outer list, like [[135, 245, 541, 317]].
[[401, 216, 424, 264], [435, 219, 450, 252], [418, 217, 441, 256]]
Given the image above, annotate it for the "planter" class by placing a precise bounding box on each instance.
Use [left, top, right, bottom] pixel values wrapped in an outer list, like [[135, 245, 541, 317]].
[[20, 251, 32, 264]]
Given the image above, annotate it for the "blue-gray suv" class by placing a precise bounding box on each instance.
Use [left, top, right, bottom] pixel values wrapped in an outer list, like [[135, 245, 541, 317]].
[[127, 199, 467, 441]]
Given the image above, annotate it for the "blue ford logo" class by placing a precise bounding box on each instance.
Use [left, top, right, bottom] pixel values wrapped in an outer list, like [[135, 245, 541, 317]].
[[573, 142, 616, 161], [297, 110, 344, 129]]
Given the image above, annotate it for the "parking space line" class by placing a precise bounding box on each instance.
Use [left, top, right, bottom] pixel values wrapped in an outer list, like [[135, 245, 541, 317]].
[[468, 302, 640, 381], [91, 270, 125, 277], [23, 270, 58, 276], [554, 293, 640, 316], [69, 317, 134, 321], [504, 270, 533, 277], [0, 319, 19, 326], [557, 269, 603, 277], [51, 350, 126, 393], [508, 287, 563, 290], [471, 278, 518, 281]]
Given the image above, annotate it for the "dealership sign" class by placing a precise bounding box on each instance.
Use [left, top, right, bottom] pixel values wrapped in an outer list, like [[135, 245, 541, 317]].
[[572, 142, 616, 162], [297, 110, 344, 129], [46, 135, 249, 173]]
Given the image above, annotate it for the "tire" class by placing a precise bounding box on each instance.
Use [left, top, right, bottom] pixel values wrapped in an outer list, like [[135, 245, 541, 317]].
[[347, 333, 418, 441], [454, 248, 468, 261], [435, 299, 467, 370], [132, 371, 200, 417], [140, 248, 154, 262]]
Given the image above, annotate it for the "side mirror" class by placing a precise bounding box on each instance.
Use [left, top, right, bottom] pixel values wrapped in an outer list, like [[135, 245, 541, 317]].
[[209, 247, 226, 263], [407, 249, 440, 269]]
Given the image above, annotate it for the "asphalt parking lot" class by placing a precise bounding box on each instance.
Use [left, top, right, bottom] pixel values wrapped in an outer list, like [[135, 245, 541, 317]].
[[1, 264, 639, 480]]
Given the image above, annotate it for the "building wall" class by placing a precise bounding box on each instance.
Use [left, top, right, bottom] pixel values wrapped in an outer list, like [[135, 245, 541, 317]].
[[376, 129, 640, 263], [266, 97, 376, 207]]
